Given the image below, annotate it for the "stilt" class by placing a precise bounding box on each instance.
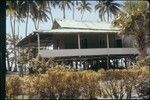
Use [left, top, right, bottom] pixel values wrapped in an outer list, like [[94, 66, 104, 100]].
[[125, 57, 127, 68], [83, 61, 85, 69], [70, 61, 73, 68], [107, 56, 109, 69], [80, 59, 82, 69], [75, 61, 78, 69]]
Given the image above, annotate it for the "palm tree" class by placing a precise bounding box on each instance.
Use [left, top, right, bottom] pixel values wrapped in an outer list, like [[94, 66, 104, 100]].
[[95, 0, 122, 22], [57, 0, 73, 19], [6, 1, 19, 71], [31, 2, 50, 30], [17, 1, 50, 34], [72, 1, 79, 20], [113, 1, 149, 59], [6, 1, 50, 71], [77, 1, 92, 20], [48, 1, 58, 23]]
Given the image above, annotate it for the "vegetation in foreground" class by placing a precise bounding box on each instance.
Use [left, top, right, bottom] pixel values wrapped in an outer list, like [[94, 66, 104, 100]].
[[6, 64, 150, 99]]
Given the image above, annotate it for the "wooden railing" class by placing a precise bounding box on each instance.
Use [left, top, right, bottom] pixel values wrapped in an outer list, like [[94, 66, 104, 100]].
[[39, 48, 150, 58]]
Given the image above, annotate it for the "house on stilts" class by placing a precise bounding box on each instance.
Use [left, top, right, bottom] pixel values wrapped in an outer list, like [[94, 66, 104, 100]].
[[17, 19, 150, 70]]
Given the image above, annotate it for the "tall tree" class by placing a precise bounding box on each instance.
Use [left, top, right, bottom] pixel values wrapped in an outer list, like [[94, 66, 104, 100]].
[[57, 0, 72, 19], [95, 0, 122, 22], [113, 1, 149, 59], [77, 1, 92, 20], [48, 1, 58, 23], [72, 1, 79, 20], [6, 1, 50, 71], [6, 1, 20, 71], [17, 1, 49, 35]]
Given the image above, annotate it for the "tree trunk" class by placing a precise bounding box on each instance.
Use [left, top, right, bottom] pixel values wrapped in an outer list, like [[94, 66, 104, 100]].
[[136, 33, 147, 60], [25, 12, 29, 36], [17, 22, 20, 37], [33, 19, 38, 30], [49, 9, 54, 23], [6, 50, 11, 71], [107, 9, 109, 22], [81, 11, 84, 20], [63, 7, 65, 19], [133, 18, 147, 60], [13, 46, 17, 72], [10, 16, 14, 36], [37, 19, 40, 30], [72, 2, 75, 20], [9, 16, 14, 71], [13, 17, 17, 72], [48, 2, 54, 23]]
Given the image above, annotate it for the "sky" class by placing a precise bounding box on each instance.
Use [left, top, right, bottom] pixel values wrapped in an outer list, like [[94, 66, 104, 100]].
[[6, 1, 124, 38]]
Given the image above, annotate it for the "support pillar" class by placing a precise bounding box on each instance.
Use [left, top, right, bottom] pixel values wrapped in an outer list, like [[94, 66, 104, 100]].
[[106, 33, 109, 48], [78, 33, 81, 49]]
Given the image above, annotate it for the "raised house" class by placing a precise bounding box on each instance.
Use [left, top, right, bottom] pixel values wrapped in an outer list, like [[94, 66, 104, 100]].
[[17, 19, 150, 69]]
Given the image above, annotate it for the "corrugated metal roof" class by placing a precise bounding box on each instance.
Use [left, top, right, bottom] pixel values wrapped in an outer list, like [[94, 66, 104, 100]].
[[34, 28, 120, 34], [55, 19, 120, 30]]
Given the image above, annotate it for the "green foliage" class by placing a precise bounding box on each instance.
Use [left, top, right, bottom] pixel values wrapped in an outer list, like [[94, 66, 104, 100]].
[[113, 1, 149, 58]]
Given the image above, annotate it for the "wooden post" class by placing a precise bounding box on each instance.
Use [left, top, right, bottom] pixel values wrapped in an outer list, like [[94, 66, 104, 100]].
[[78, 33, 81, 49], [37, 33, 40, 57], [125, 57, 127, 68], [107, 56, 109, 69], [76, 61, 78, 69], [106, 33, 109, 48]]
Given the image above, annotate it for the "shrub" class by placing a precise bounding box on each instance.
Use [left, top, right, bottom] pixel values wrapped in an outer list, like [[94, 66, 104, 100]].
[[28, 57, 56, 74], [136, 78, 150, 99], [6, 65, 150, 99], [137, 56, 150, 66], [6, 76, 22, 99]]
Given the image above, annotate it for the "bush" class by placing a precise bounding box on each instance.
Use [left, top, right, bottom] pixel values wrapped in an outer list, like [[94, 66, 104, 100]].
[[28, 57, 56, 74], [6, 65, 150, 99], [137, 56, 150, 66], [6, 76, 23, 99], [136, 78, 150, 99]]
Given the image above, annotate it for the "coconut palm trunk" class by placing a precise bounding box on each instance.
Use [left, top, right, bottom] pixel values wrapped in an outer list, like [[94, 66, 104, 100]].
[[107, 9, 109, 22], [136, 32, 147, 59], [48, 2, 54, 23], [72, 2, 75, 20], [10, 16, 14, 37], [81, 11, 84, 20], [49, 9, 54, 23], [63, 6, 66, 19], [6, 50, 11, 71], [25, 12, 29, 36]]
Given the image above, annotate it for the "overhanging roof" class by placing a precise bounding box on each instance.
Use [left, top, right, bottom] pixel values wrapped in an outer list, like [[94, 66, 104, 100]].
[[55, 19, 120, 30], [34, 28, 120, 34]]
